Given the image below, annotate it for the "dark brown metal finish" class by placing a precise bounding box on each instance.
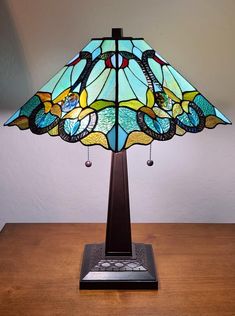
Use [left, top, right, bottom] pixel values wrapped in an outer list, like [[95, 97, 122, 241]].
[[105, 150, 132, 256], [112, 28, 123, 39], [80, 243, 158, 290]]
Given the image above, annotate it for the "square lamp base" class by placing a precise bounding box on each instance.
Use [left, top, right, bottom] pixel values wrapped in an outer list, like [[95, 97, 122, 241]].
[[80, 243, 158, 289]]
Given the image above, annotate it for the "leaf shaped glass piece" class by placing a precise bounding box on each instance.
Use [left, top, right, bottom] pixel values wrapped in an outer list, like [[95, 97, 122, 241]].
[[5, 35, 231, 152]]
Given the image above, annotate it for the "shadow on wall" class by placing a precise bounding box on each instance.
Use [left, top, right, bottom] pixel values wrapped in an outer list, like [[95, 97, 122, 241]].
[[0, 0, 32, 110]]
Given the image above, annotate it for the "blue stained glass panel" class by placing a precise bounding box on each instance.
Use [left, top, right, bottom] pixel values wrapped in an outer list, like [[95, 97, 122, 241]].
[[118, 40, 133, 53], [35, 110, 56, 128], [107, 126, 116, 151], [20, 96, 41, 117], [64, 119, 80, 135], [92, 47, 101, 60], [168, 66, 194, 92], [132, 40, 152, 52], [71, 60, 87, 85], [101, 40, 115, 53], [133, 47, 142, 59], [87, 69, 110, 105], [148, 58, 163, 84], [128, 60, 148, 85], [163, 65, 182, 99], [52, 67, 73, 99], [119, 108, 140, 133], [118, 126, 127, 151], [177, 112, 194, 127], [82, 40, 102, 53], [118, 70, 136, 101], [87, 60, 105, 85], [40, 67, 67, 93], [4, 109, 20, 125], [194, 94, 215, 116], [188, 107, 199, 126], [98, 69, 116, 101], [124, 68, 147, 104], [94, 107, 115, 134]]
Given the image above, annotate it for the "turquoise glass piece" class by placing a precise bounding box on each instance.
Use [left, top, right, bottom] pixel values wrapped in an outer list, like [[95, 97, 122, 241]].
[[4, 32, 231, 151], [71, 60, 87, 85], [35, 109, 57, 128]]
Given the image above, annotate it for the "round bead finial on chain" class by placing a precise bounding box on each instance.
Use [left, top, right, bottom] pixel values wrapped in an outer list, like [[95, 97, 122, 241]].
[[147, 143, 154, 166], [85, 147, 92, 167]]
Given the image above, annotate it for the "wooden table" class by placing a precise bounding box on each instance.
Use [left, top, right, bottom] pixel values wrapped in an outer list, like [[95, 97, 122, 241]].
[[0, 223, 235, 316]]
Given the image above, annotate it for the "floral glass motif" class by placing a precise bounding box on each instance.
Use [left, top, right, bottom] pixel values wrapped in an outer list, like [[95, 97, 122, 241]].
[[5, 38, 231, 151]]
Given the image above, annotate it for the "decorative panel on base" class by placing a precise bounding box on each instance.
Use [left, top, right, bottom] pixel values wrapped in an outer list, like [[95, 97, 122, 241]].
[[80, 243, 158, 289]]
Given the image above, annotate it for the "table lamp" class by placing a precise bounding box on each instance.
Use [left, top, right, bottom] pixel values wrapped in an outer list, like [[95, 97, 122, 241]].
[[4, 28, 231, 290]]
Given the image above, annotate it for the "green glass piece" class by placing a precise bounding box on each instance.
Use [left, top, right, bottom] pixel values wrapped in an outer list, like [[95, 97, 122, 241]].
[[20, 95, 41, 117], [119, 108, 140, 133], [94, 107, 115, 134], [194, 94, 215, 116], [101, 40, 115, 53]]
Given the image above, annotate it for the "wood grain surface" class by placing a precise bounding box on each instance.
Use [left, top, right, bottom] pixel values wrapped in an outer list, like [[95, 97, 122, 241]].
[[0, 223, 235, 316]]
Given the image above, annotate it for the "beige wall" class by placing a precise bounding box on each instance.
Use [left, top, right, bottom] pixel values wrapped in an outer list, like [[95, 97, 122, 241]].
[[1, 0, 235, 229]]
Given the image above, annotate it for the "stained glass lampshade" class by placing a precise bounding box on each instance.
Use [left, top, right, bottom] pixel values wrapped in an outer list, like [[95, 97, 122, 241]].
[[5, 28, 231, 289]]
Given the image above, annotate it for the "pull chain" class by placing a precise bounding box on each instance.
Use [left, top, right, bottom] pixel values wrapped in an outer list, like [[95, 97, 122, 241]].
[[85, 146, 92, 167], [147, 143, 154, 166]]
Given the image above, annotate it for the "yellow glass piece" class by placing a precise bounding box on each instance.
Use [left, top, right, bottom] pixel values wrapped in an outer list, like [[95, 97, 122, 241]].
[[181, 101, 190, 113], [163, 87, 180, 103], [9, 116, 29, 130], [173, 103, 183, 118], [147, 89, 154, 108], [37, 92, 51, 102], [140, 107, 156, 119], [80, 89, 88, 108], [90, 100, 115, 110], [125, 131, 152, 148], [53, 88, 70, 104], [50, 105, 62, 117], [79, 108, 94, 120], [120, 100, 143, 110], [183, 91, 199, 101], [81, 132, 108, 148], [153, 107, 171, 118], [176, 125, 186, 135], [63, 107, 82, 119], [48, 125, 59, 136], [205, 116, 224, 128], [44, 101, 52, 113]]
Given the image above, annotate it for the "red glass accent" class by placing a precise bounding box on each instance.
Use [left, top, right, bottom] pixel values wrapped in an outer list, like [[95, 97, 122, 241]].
[[153, 55, 165, 65], [105, 57, 113, 68], [68, 57, 81, 66], [121, 57, 129, 68]]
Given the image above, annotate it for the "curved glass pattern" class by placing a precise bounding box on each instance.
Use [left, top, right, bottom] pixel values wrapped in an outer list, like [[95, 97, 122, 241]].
[[5, 37, 231, 152]]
